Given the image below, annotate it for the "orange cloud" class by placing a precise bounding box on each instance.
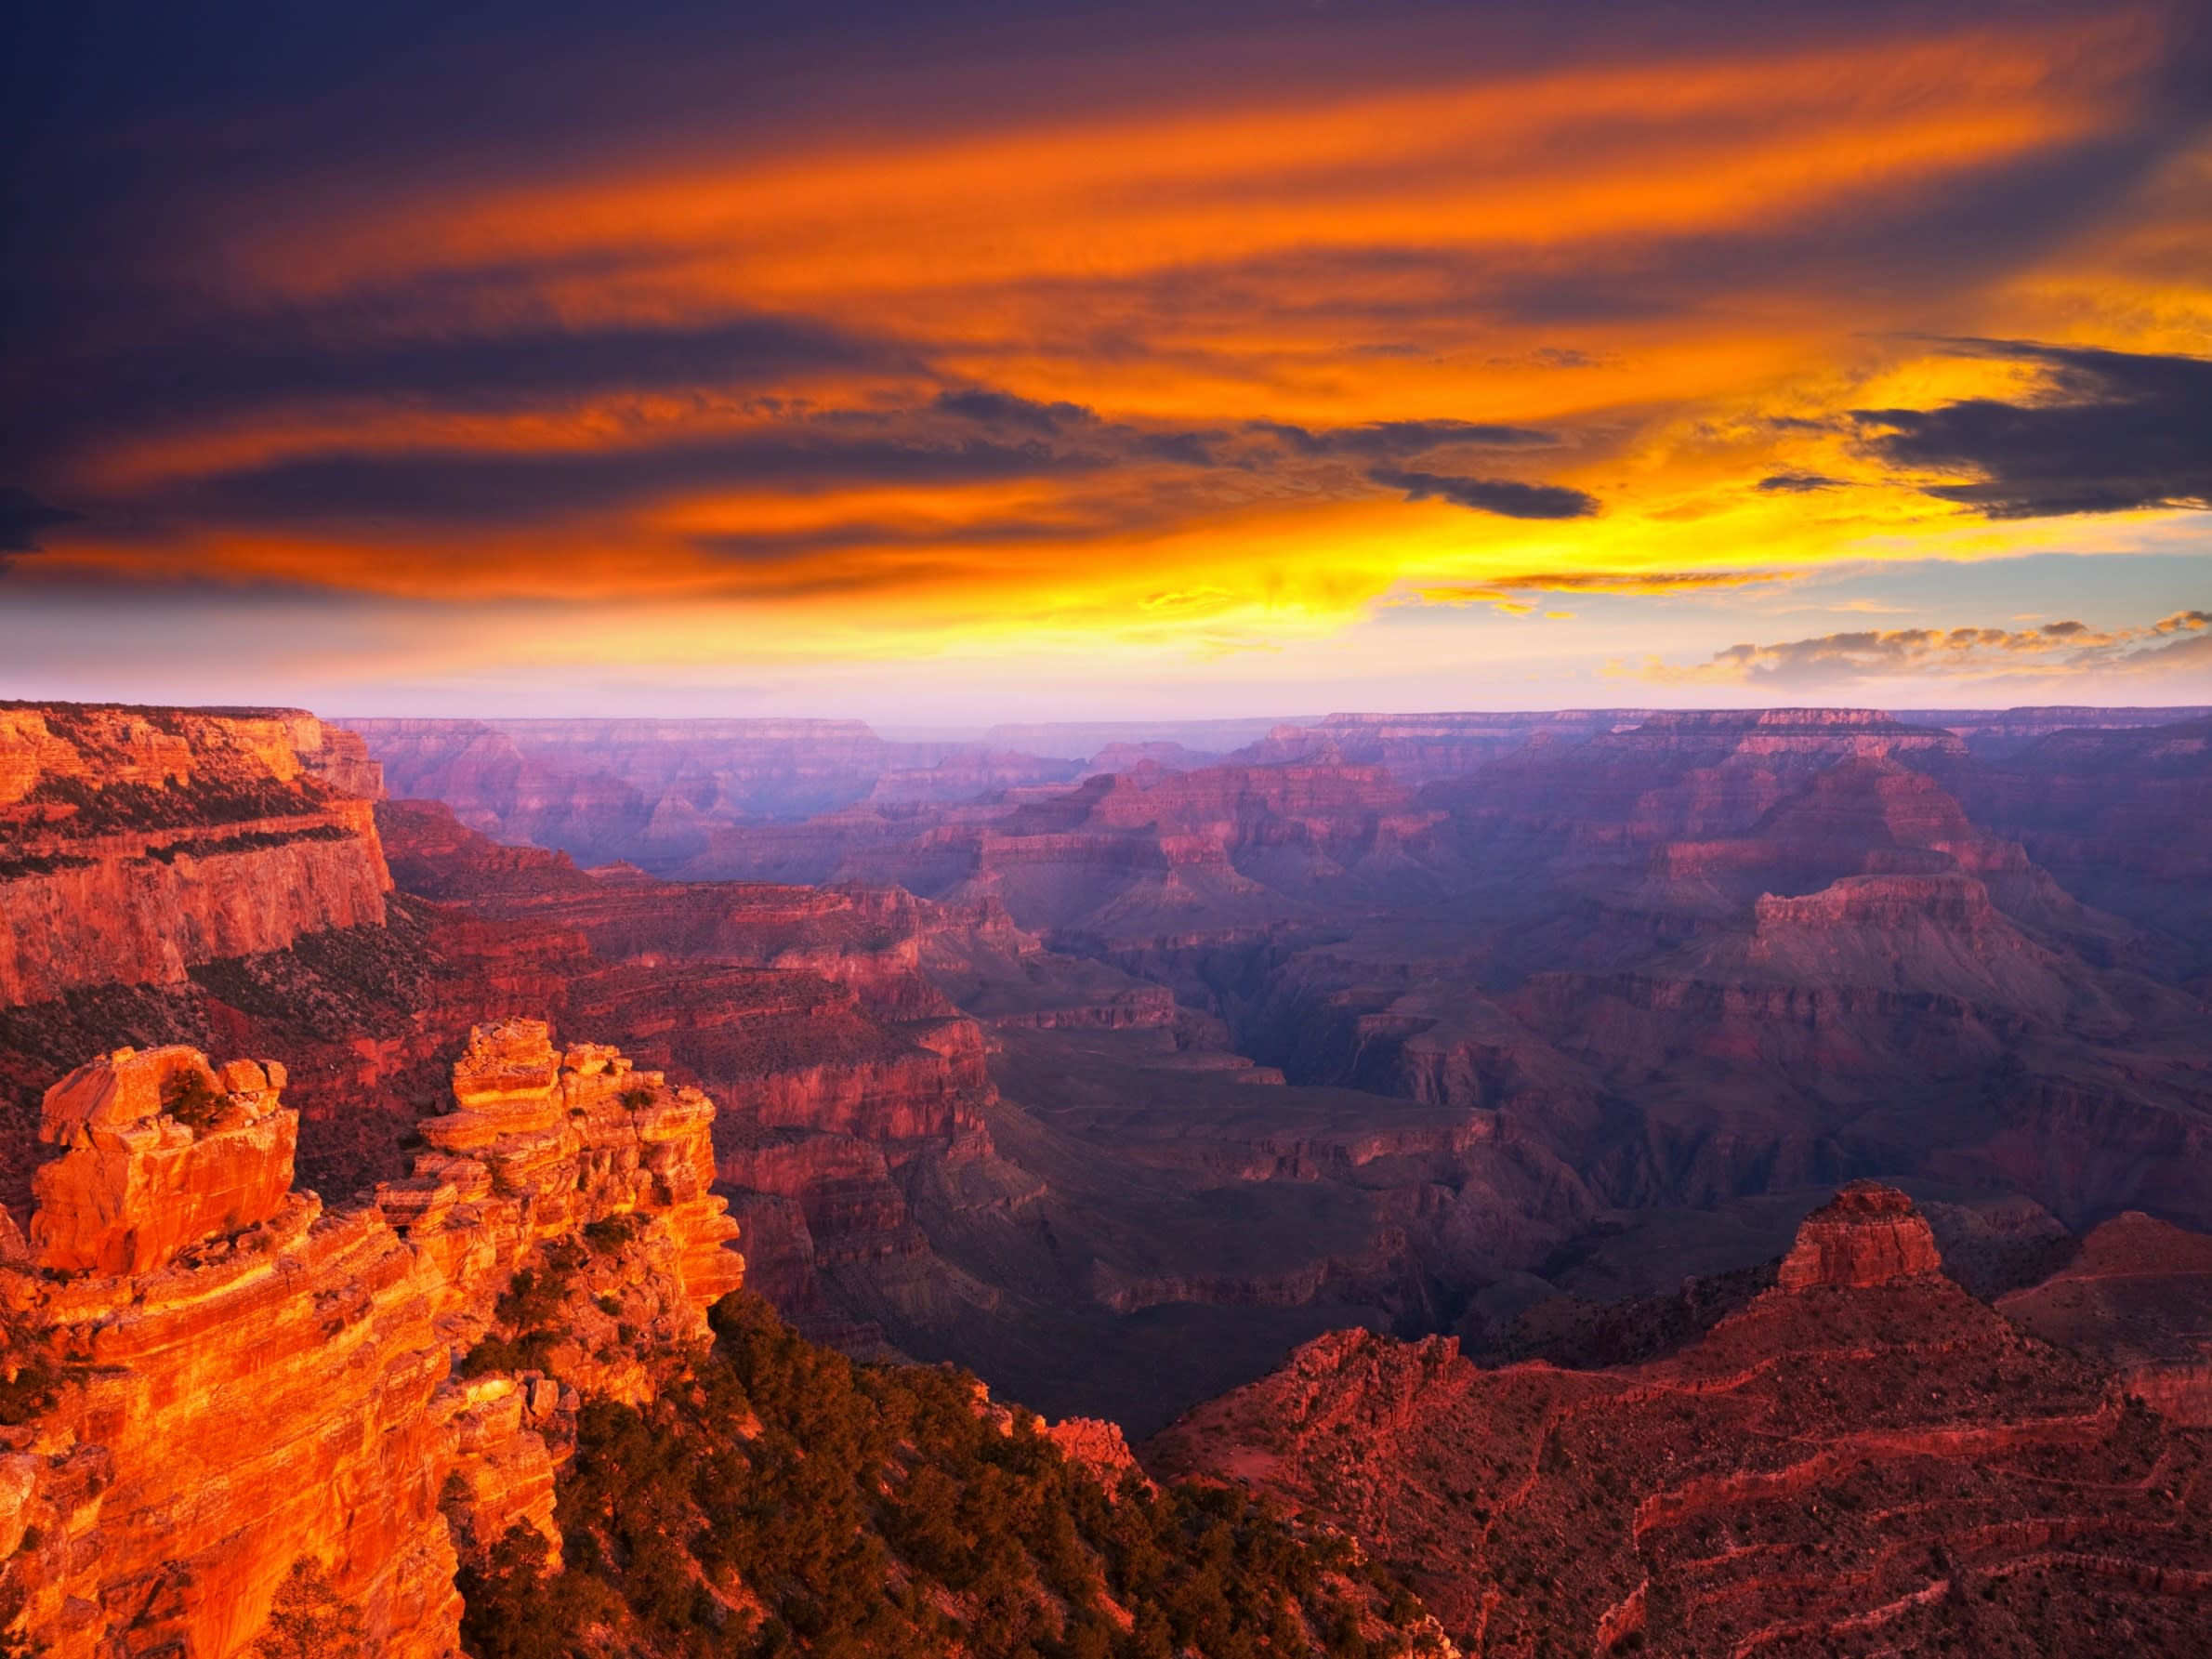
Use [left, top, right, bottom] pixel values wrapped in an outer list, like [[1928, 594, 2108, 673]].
[[12, 0, 2209, 699]]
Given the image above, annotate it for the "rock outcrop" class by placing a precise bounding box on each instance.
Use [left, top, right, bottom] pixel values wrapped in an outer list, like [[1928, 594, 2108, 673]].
[[1773, 1179, 1943, 1290], [1999, 1210, 2212, 1425], [0, 1020, 742, 1658], [0, 704, 388, 1007], [1147, 1186, 2212, 1655], [29, 1047, 296, 1275], [347, 717, 1075, 869]]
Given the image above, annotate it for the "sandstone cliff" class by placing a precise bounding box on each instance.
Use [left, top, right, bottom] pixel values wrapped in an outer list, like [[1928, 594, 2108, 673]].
[[0, 704, 388, 1007], [0, 1020, 742, 1658]]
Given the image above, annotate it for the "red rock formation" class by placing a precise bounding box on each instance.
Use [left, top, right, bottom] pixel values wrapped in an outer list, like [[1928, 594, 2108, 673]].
[[1773, 1179, 1942, 1289], [1147, 1186, 2212, 1655], [1949, 715, 2212, 957], [863, 748, 1085, 804], [29, 1047, 296, 1275], [0, 704, 388, 1007], [0, 1020, 742, 1658], [2, 771, 1029, 1377], [345, 715, 1031, 868], [1044, 1416, 1148, 1491], [2000, 1211, 2212, 1425], [17, 701, 2212, 1460]]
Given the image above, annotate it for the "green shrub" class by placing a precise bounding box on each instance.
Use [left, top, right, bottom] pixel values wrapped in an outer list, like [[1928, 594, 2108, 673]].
[[457, 1292, 1437, 1658], [163, 1066, 228, 1130], [584, 1213, 645, 1254], [248, 1558, 368, 1658]]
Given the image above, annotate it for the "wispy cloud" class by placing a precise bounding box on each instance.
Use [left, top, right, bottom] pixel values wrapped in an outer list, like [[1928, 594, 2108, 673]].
[[1631, 609, 2212, 686], [1402, 568, 1793, 613]]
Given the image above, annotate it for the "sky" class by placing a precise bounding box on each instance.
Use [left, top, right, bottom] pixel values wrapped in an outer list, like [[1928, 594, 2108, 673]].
[[3, 0, 2209, 722]]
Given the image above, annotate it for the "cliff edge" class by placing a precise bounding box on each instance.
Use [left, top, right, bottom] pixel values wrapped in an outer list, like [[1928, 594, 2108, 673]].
[[0, 1018, 742, 1658]]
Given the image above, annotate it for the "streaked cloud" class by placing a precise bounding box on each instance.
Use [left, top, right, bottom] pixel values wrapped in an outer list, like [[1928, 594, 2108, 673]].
[[1, 0, 2208, 709], [1369, 468, 1600, 521], [1403, 569, 1793, 614]]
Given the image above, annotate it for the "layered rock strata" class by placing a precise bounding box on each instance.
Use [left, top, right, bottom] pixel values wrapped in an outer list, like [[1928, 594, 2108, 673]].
[[0, 704, 388, 1006], [30, 1047, 296, 1276], [1773, 1178, 1943, 1290], [0, 1019, 742, 1658], [1999, 1210, 2212, 1426], [1148, 1186, 2212, 1655]]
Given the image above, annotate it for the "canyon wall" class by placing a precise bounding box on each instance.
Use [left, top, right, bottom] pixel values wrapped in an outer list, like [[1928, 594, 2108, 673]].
[[345, 716, 1077, 869], [0, 704, 388, 1007], [0, 1020, 742, 1658], [12, 700, 2212, 1459]]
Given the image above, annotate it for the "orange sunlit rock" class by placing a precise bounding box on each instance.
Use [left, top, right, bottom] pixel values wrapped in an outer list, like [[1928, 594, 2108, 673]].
[[0, 1020, 741, 1656]]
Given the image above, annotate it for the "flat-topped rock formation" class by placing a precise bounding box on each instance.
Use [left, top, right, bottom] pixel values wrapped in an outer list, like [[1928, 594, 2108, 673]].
[[1773, 1179, 1942, 1289], [347, 716, 1080, 869], [0, 704, 388, 1007], [0, 1020, 742, 1657], [1146, 1186, 2212, 1655]]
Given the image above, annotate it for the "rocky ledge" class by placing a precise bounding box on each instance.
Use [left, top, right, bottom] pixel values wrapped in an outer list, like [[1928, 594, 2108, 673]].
[[1147, 1184, 2212, 1654], [0, 1018, 743, 1658], [0, 704, 389, 1007]]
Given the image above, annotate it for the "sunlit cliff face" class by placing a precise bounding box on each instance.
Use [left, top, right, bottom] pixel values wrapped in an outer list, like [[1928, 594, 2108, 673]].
[[1, 0, 2208, 715]]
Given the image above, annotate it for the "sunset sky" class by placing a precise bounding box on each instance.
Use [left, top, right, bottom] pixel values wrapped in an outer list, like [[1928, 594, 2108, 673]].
[[4, 0, 2208, 721]]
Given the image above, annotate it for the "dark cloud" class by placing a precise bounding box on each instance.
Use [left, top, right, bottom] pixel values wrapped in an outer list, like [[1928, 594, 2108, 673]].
[[7, 0, 2205, 599], [1251, 419, 1557, 458], [111, 380, 1567, 535], [0, 487, 80, 560], [931, 388, 1099, 433], [1757, 472, 1845, 493], [692, 516, 1101, 562], [1370, 467, 1600, 520], [1, 305, 919, 477], [1856, 341, 2212, 518], [178, 428, 1099, 527]]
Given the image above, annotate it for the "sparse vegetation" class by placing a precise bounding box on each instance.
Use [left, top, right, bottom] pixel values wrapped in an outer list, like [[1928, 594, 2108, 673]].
[[585, 1213, 646, 1253], [458, 1292, 1440, 1658], [162, 1065, 229, 1130], [248, 1558, 368, 1658], [147, 824, 358, 864]]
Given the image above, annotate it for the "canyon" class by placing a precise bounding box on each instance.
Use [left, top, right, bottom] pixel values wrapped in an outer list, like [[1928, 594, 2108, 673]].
[[15, 701, 2212, 1430], [5, 698, 2212, 1653]]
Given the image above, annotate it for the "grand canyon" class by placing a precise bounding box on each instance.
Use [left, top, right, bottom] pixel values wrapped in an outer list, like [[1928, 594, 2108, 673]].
[[3, 699, 2210, 1653], [10, 1, 2212, 1649]]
